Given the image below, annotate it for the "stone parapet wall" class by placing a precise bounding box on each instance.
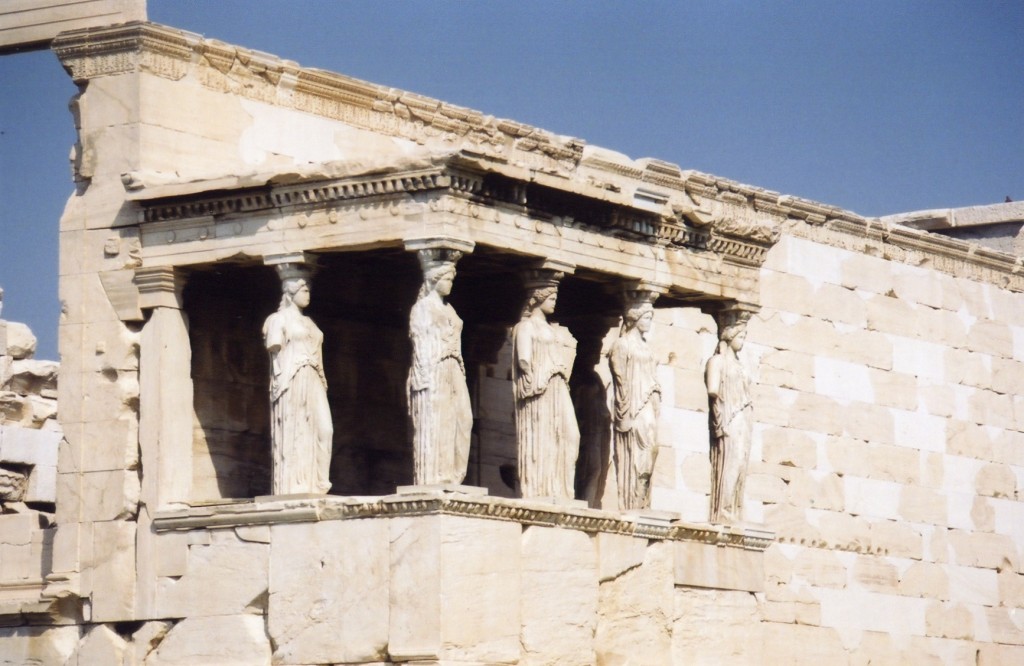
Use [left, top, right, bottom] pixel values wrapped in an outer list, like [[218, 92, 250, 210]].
[[6, 492, 768, 665]]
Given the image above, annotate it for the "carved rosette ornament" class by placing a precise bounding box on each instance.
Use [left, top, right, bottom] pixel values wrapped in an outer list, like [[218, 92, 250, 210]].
[[609, 286, 664, 511], [262, 255, 333, 496], [705, 305, 756, 523], [404, 238, 475, 486], [512, 263, 580, 499]]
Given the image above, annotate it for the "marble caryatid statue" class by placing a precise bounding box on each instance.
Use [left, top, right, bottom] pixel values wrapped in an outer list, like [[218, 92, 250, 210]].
[[609, 291, 661, 510], [407, 247, 473, 485], [512, 270, 580, 499], [263, 265, 333, 495], [705, 309, 753, 523]]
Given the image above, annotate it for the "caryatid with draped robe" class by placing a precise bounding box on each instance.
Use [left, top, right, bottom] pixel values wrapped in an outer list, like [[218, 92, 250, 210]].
[[705, 308, 753, 523], [406, 246, 473, 485], [609, 289, 662, 510], [512, 269, 580, 499], [263, 263, 334, 495]]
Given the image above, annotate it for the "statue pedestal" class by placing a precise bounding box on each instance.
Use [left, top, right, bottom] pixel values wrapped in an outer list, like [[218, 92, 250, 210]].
[[623, 509, 680, 526], [395, 484, 487, 496], [520, 496, 588, 509], [254, 492, 325, 502]]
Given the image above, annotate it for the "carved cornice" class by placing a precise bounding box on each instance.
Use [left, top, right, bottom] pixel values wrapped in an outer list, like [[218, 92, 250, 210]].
[[135, 158, 776, 270], [52, 21, 194, 82], [52, 22, 584, 174], [141, 167, 451, 224], [132, 155, 1024, 293], [151, 493, 775, 551], [671, 171, 1024, 291], [136, 157, 782, 272]]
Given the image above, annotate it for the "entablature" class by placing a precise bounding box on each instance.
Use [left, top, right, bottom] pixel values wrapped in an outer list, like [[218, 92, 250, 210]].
[[128, 153, 779, 307]]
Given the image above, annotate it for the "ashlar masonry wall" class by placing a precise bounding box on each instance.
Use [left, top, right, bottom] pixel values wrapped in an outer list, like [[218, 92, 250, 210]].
[[736, 233, 1024, 663]]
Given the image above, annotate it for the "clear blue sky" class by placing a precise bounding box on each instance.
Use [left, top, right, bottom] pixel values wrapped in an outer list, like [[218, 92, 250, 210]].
[[1, 1, 1022, 359]]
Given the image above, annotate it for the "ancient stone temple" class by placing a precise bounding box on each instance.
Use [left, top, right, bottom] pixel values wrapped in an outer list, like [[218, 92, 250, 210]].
[[1, 19, 1023, 665]]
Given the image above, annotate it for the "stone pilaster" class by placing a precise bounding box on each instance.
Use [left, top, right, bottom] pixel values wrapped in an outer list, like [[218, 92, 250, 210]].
[[136, 266, 191, 510]]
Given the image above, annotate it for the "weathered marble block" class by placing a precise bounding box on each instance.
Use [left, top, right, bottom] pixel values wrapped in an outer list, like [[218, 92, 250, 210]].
[[268, 518, 390, 665], [595, 540, 673, 664], [154, 529, 269, 619], [520, 525, 597, 666], [389, 513, 522, 664], [146, 614, 271, 666], [674, 541, 766, 593]]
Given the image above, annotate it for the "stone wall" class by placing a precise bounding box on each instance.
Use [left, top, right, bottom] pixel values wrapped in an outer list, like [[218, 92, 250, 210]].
[[738, 234, 1024, 663]]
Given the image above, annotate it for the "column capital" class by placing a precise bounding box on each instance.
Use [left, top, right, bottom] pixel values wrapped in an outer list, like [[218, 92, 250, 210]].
[[621, 280, 669, 297], [135, 266, 186, 310], [403, 235, 475, 255], [532, 258, 576, 275], [263, 251, 317, 267], [520, 259, 575, 290], [620, 287, 661, 314], [264, 252, 319, 282], [713, 301, 758, 333]]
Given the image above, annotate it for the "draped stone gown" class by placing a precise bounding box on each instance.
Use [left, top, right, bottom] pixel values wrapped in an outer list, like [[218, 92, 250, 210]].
[[709, 346, 752, 522], [512, 317, 580, 499], [609, 329, 661, 510], [263, 308, 333, 495], [407, 294, 473, 485]]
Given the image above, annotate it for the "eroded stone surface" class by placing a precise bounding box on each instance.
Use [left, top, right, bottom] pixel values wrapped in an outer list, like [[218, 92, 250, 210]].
[[146, 615, 271, 666], [155, 530, 269, 618], [3, 323, 36, 361], [389, 514, 522, 664], [596, 540, 673, 664], [268, 519, 389, 664], [0, 626, 78, 666], [673, 588, 761, 664], [520, 526, 597, 666]]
